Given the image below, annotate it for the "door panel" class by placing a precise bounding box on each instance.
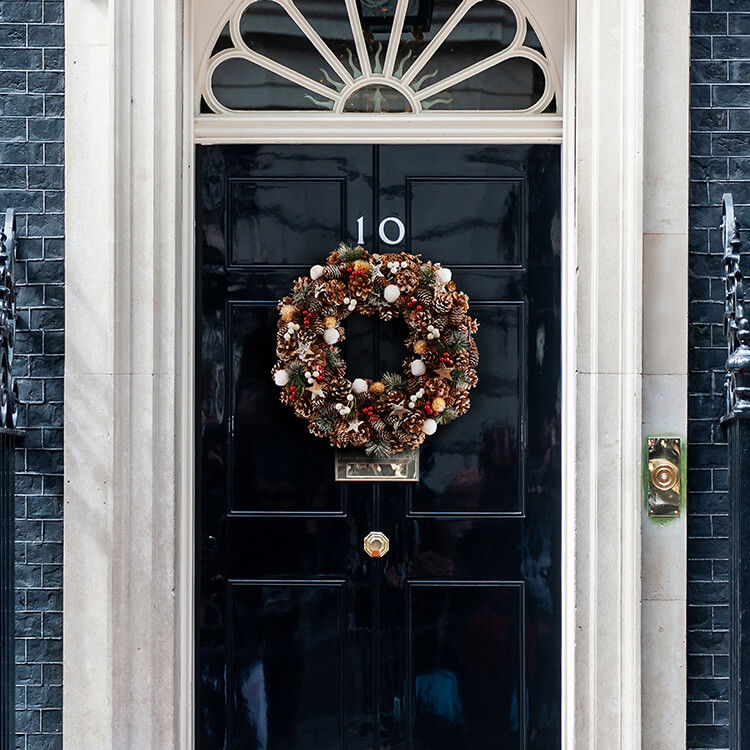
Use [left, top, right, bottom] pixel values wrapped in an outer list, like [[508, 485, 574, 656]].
[[197, 144, 561, 749]]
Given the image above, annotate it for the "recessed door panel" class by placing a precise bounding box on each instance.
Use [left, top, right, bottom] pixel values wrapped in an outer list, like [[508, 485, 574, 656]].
[[229, 178, 346, 266], [407, 178, 524, 266], [408, 583, 523, 750], [229, 302, 342, 513], [197, 144, 561, 749], [411, 303, 524, 515], [228, 582, 345, 750]]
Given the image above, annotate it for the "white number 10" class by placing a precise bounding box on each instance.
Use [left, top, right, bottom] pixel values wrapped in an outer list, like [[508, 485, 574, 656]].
[[356, 215, 406, 246]]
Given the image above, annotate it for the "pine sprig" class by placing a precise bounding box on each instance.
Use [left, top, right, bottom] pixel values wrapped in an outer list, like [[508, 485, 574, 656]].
[[445, 330, 469, 352], [287, 362, 307, 390], [437, 407, 458, 425], [292, 282, 312, 306], [451, 369, 470, 389], [420, 264, 436, 287], [338, 243, 365, 262], [382, 372, 406, 393], [313, 412, 335, 434], [326, 348, 344, 371], [365, 438, 392, 457]]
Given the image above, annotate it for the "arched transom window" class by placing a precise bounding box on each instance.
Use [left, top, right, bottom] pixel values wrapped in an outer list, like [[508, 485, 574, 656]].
[[196, 0, 561, 115]]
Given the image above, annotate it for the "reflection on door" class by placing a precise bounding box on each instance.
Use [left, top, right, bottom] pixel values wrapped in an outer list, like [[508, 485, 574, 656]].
[[197, 144, 561, 749]]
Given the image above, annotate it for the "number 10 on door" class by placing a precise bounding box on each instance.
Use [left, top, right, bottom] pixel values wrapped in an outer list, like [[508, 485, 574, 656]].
[[356, 216, 406, 246]]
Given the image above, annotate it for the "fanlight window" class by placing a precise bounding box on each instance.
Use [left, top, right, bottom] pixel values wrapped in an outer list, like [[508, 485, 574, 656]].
[[199, 0, 558, 114]]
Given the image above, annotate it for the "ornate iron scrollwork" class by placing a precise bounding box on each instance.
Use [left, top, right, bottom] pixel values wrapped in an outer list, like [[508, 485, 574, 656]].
[[0, 209, 18, 429], [723, 193, 750, 420]]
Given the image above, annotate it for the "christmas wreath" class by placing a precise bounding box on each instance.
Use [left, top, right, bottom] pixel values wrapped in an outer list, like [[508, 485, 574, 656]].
[[272, 244, 479, 456]]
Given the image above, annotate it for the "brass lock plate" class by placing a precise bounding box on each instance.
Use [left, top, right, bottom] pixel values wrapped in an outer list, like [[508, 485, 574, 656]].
[[364, 531, 389, 558], [646, 436, 682, 518]]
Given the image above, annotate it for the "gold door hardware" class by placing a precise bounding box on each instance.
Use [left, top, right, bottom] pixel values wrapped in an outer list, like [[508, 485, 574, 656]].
[[647, 437, 682, 518], [363, 531, 389, 558]]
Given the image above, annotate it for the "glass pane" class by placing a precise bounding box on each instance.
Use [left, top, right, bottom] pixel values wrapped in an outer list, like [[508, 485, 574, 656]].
[[212, 58, 336, 110], [241, 0, 343, 90], [297, 0, 363, 78], [342, 85, 413, 112], [421, 58, 546, 111], [399, 0, 517, 87]]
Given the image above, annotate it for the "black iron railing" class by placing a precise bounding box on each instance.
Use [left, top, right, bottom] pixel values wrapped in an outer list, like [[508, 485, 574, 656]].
[[722, 193, 750, 749], [0, 208, 19, 750]]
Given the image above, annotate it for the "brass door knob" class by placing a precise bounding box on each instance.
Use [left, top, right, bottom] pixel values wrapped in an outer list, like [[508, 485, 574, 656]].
[[364, 531, 389, 558]]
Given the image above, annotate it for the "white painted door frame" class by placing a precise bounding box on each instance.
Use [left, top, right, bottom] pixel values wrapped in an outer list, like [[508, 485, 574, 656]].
[[62, 0, 688, 748]]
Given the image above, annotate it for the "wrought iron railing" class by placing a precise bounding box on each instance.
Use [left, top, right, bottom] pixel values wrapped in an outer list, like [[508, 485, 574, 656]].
[[0, 208, 19, 750], [722, 193, 750, 749]]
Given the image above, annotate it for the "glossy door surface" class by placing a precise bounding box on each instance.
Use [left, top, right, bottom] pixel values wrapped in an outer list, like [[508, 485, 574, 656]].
[[196, 144, 561, 749]]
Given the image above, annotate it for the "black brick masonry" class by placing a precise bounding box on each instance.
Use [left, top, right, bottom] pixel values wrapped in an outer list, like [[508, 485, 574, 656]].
[[689, 1, 750, 748], [1, 2, 64, 750]]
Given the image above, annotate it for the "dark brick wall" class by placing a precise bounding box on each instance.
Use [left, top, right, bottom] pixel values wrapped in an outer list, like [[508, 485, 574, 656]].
[[1, 2, 65, 749], [689, 2, 750, 748]]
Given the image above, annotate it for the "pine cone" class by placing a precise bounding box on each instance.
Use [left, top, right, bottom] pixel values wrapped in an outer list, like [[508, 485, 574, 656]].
[[370, 417, 389, 441], [465, 368, 479, 389], [348, 273, 373, 301], [306, 296, 323, 315], [326, 377, 353, 403], [406, 309, 432, 329], [468, 340, 479, 367], [450, 291, 470, 313], [395, 411, 426, 446], [293, 396, 317, 420], [424, 377, 450, 399], [276, 336, 296, 360], [321, 264, 343, 280], [448, 308, 468, 326], [433, 293, 452, 314], [345, 428, 368, 447], [331, 420, 352, 448], [466, 316, 479, 335], [378, 307, 398, 322], [454, 351, 470, 369], [452, 391, 471, 415], [415, 288, 433, 307], [298, 338, 327, 367], [323, 280, 347, 305], [326, 248, 343, 265], [418, 348, 441, 368], [395, 268, 419, 294]]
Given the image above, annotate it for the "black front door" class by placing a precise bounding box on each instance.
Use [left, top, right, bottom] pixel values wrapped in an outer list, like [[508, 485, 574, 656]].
[[197, 144, 561, 750]]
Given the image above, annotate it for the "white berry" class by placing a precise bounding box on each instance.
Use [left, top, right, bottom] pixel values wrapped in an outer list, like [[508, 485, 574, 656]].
[[273, 370, 289, 386], [352, 378, 368, 394], [347, 394, 354, 401], [324, 328, 340, 345], [384, 284, 400, 303], [422, 418, 438, 435], [410, 359, 426, 377], [436, 267, 452, 284], [284, 333, 291, 341]]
